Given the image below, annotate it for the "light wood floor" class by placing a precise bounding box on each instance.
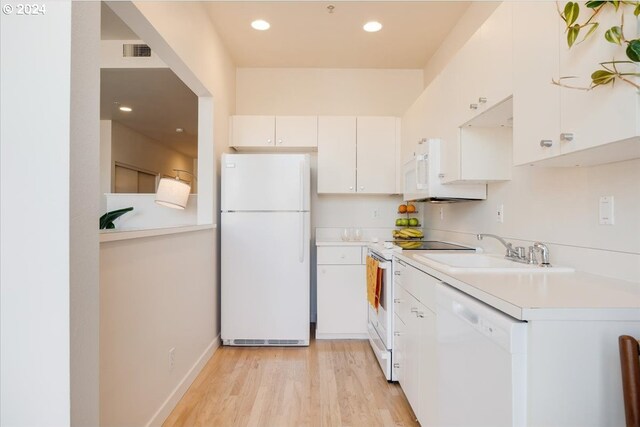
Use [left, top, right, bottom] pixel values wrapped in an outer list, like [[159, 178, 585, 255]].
[[163, 338, 418, 427]]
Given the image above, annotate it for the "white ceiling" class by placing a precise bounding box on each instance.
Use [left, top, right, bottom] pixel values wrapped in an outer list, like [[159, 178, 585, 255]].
[[100, 68, 199, 158], [205, 1, 471, 69]]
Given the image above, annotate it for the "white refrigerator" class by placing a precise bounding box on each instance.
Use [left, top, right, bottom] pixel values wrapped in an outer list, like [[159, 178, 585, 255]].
[[221, 153, 311, 346]]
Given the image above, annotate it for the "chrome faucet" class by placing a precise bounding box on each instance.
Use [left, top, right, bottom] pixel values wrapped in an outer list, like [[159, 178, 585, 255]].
[[476, 234, 516, 257], [477, 234, 551, 266], [533, 242, 552, 267]]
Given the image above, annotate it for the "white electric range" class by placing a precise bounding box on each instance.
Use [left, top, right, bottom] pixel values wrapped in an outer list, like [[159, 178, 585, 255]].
[[366, 240, 476, 381]]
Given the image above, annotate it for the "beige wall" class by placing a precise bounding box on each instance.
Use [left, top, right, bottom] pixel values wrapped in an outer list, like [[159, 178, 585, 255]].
[[422, 2, 499, 88], [237, 67, 423, 116], [423, 159, 640, 283], [100, 229, 217, 427], [99, 2, 236, 426], [110, 121, 196, 192]]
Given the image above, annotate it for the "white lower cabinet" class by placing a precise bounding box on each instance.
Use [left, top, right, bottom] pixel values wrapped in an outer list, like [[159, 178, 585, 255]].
[[394, 260, 438, 426], [316, 246, 367, 339]]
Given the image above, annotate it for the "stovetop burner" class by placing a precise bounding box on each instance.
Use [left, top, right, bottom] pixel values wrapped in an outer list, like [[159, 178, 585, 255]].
[[389, 240, 475, 251]]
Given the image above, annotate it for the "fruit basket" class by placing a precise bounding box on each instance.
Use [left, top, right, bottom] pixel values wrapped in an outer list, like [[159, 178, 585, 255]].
[[393, 228, 424, 240], [394, 203, 423, 240]]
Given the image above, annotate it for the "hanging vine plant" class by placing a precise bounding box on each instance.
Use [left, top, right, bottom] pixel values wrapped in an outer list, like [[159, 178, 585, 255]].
[[554, 0, 640, 90]]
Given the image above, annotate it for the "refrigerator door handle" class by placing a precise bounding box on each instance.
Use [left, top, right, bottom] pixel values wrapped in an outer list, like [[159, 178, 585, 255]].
[[298, 212, 304, 263], [299, 160, 304, 211]]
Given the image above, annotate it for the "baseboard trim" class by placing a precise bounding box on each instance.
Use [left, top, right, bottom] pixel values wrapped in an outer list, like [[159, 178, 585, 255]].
[[145, 334, 221, 427]]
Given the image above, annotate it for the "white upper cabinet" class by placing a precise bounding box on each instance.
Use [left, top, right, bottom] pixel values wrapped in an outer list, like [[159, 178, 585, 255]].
[[513, 1, 640, 167], [231, 115, 276, 148], [356, 117, 398, 194], [230, 115, 318, 149], [512, 2, 561, 165], [457, 2, 513, 124], [415, 2, 514, 184], [317, 116, 399, 194], [275, 116, 318, 148], [317, 116, 357, 193]]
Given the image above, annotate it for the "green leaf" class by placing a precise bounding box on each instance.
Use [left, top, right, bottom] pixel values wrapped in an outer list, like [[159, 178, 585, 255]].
[[564, 2, 580, 26], [611, 0, 620, 11], [635, 3, 640, 16], [99, 207, 134, 229], [604, 26, 622, 45], [567, 25, 580, 47], [585, 0, 605, 7], [591, 69, 616, 86], [582, 22, 600, 42], [627, 39, 640, 62]]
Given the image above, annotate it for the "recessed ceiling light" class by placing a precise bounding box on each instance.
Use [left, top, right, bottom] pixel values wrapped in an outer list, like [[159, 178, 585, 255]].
[[251, 19, 270, 31], [363, 21, 382, 33], [176, 128, 184, 133], [119, 106, 132, 112]]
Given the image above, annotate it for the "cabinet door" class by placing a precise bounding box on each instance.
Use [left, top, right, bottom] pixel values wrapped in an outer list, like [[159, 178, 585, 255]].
[[559, 2, 639, 154], [418, 305, 437, 427], [512, 2, 561, 165], [404, 293, 422, 416], [316, 265, 367, 337], [231, 115, 275, 148], [478, 2, 513, 112], [356, 117, 397, 194], [275, 116, 318, 148], [456, 29, 486, 125], [317, 116, 356, 193]]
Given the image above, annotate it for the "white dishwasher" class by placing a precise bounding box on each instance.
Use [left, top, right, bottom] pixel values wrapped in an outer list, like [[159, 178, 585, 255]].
[[436, 283, 527, 427]]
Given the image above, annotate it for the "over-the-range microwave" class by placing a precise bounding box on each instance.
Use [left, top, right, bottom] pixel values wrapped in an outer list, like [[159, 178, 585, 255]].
[[402, 138, 486, 203]]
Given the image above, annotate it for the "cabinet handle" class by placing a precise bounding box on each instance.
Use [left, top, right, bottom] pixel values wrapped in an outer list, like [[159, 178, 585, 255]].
[[394, 271, 401, 276], [277, 139, 283, 145], [394, 332, 402, 337], [394, 298, 403, 303], [540, 140, 553, 148], [560, 133, 574, 142], [416, 312, 425, 318], [267, 139, 272, 144], [410, 307, 418, 313], [360, 186, 364, 190], [469, 104, 478, 110], [418, 138, 427, 144], [349, 186, 354, 190], [393, 363, 400, 368], [438, 173, 445, 179], [478, 97, 487, 104]]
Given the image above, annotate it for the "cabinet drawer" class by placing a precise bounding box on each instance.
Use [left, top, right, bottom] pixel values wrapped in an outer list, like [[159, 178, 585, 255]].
[[317, 246, 362, 265]]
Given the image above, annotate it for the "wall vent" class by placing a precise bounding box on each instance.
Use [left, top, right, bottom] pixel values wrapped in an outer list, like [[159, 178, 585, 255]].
[[226, 339, 308, 347], [122, 44, 151, 58]]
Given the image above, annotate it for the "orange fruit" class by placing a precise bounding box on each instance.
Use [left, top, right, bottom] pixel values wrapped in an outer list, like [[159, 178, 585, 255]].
[[407, 204, 416, 213], [398, 204, 407, 213]]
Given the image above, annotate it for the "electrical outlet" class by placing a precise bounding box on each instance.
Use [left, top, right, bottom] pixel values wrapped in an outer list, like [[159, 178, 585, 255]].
[[372, 209, 379, 219], [439, 207, 444, 220], [169, 347, 175, 371], [599, 196, 614, 225], [496, 204, 504, 223]]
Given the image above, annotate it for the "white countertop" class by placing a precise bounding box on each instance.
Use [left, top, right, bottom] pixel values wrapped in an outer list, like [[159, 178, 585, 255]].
[[100, 224, 215, 243], [315, 239, 372, 247], [397, 250, 640, 321]]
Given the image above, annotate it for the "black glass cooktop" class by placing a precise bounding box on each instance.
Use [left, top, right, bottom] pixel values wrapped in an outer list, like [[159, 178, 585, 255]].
[[390, 240, 475, 251]]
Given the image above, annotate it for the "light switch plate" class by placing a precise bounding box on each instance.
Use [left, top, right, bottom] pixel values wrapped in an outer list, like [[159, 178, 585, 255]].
[[496, 204, 504, 223], [599, 196, 614, 225]]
